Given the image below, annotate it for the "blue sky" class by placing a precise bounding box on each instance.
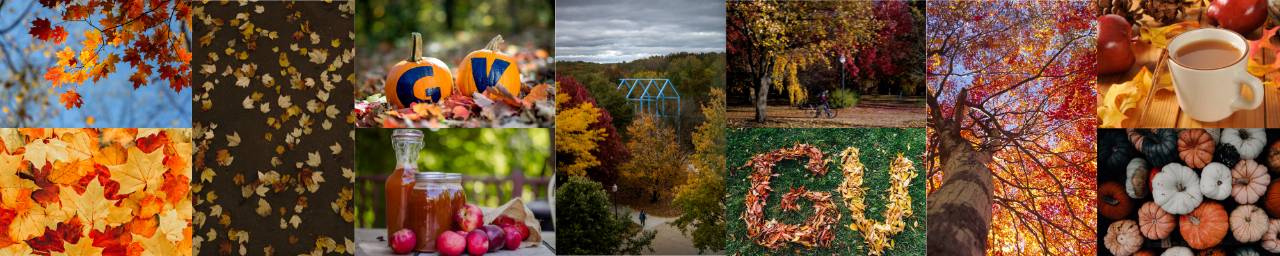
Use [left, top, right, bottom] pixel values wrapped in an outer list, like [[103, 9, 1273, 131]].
[[0, 1, 190, 128]]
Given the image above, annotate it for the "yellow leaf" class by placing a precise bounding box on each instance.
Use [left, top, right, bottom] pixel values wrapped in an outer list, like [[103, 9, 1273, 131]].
[[158, 208, 186, 242], [1139, 21, 1196, 49], [256, 198, 271, 217], [23, 138, 69, 168], [48, 160, 93, 185], [109, 145, 167, 195], [54, 235, 103, 256], [59, 179, 110, 230], [136, 228, 183, 256], [1248, 56, 1274, 77], [1098, 67, 1151, 127]]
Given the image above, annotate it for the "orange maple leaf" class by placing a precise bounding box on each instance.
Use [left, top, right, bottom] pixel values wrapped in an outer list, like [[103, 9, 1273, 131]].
[[43, 67, 66, 88], [59, 90, 83, 109]]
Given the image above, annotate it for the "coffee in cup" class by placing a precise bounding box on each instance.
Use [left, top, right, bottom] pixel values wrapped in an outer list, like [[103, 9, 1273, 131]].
[[1165, 28, 1263, 122]]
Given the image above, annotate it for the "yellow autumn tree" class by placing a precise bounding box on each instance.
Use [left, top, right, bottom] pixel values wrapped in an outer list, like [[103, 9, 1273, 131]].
[[555, 89, 605, 177], [672, 88, 727, 252], [619, 113, 686, 202]]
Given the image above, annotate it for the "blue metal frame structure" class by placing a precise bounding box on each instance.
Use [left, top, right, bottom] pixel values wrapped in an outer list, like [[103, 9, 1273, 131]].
[[616, 78, 681, 119]]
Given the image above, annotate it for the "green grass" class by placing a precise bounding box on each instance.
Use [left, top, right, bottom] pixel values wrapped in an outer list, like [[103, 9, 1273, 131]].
[[725, 128, 926, 255]]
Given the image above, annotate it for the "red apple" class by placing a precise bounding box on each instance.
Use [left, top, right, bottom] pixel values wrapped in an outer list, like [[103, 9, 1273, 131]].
[[454, 203, 484, 232], [436, 231, 467, 256], [482, 225, 506, 252], [389, 229, 416, 254], [502, 226, 523, 250], [492, 215, 518, 227], [1208, 0, 1267, 35], [1098, 14, 1134, 76], [466, 230, 490, 255]]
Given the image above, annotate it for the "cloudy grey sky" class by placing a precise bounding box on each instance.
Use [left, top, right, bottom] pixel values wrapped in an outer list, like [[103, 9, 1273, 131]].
[[555, 0, 725, 63]]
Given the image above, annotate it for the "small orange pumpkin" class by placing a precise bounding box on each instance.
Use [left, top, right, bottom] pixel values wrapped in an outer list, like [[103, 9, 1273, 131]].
[[385, 32, 454, 108], [1178, 129, 1215, 169], [1266, 180, 1280, 217], [1179, 201, 1228, 250], [1138, 202, 1175, 240], [455, 35, 522, 96]]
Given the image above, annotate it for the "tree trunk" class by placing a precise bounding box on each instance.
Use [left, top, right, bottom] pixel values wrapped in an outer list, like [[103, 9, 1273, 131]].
[[754, 76, 771, 122], [926, 128, 994, 256]]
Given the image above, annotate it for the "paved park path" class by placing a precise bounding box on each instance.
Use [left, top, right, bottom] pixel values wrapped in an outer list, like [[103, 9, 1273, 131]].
[[621, 206, 724, 255]]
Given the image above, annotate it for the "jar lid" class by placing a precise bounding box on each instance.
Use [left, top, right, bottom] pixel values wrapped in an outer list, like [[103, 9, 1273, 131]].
[[413, 172, 444, 182], [446, 173, 462, 182], [392, 129, 423, 140]]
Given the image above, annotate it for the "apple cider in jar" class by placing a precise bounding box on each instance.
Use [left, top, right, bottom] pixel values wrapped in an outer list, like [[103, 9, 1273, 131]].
[[445, 173, 466, 221], [385, 129, 422, 245], [407, 172, 454, 252]]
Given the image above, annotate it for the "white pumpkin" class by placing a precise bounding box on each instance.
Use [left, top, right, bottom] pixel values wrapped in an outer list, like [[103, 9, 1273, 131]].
[[1232, 205, 1269, 243], [1126, 158, 1149, 199], [1205, 128, 1222, 143], [1233, 159, 1271, 204], [1200, 162, 1231, 200], [1222, 128, 1267, 160], [1263, 219, 1280, 253], [1161, 246, 1193, 256], [1152, 163, 1202, 215]]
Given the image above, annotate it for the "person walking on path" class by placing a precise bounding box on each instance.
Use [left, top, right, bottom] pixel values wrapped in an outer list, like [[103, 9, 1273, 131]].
[[814, 90, 833, 118], [639, 210, 647, 227]]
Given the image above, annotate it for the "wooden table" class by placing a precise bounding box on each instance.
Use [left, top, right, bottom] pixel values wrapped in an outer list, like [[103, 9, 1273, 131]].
[[355, 228, 555, 256], [1098, 9, 1280, 127]]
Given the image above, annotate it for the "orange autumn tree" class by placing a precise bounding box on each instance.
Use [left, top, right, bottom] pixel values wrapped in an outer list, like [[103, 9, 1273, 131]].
[[925, 1, 1096, 255], [30, 0, 192, 109]]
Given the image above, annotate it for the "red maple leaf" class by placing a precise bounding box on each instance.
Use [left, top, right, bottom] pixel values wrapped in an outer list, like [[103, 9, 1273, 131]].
[[28, 18, 52, 40], [134, 132, 169, 153], [59, 89, 83, 109]]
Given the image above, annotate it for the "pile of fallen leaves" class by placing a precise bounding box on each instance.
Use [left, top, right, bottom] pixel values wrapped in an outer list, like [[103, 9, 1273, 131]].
[[739, 144, 839, 249], [355, 83, 554, 128], [837, 147, 917, 256], [0, 128, 192, 255]]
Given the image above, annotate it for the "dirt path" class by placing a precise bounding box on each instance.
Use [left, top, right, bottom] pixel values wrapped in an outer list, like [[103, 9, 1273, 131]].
[[622, 206, 722, 255], [727, 105, 925, 128]]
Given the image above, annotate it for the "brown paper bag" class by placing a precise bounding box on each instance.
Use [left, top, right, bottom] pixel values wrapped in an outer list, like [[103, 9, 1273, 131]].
[[482, 198, 542, 248]]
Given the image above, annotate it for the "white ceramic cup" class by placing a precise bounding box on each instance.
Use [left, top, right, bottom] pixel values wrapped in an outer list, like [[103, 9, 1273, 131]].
[[1167, 28, 1263, 122]]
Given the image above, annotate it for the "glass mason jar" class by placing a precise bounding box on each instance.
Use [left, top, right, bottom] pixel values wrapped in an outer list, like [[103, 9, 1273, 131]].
[[408, 172, 452, 252], [385, 129, 422, 244]]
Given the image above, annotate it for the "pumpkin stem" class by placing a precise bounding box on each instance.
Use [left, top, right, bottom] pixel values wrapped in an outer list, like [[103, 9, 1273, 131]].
[[1102, 196, 1119, 206], [484, 35, 505, 52], [409, 32, 422, 62], [1189, 215, 1200, 225]]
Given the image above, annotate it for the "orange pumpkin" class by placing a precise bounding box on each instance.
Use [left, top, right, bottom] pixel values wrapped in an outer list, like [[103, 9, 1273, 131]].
[[455, 36, 522, 96], [1179, 201, 1228, 250], [1197, 248, 1226, 256], [1265, 180, 1280, 217], [1099, 182, 1133, 220], [1138, 202, 1175, 240], [1178, 129, 1215, 169], [385, 32, 454, 108]]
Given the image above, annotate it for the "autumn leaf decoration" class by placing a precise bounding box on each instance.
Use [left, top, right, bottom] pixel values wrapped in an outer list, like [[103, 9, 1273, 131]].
[[837, 147, 917, 256], [739, 144, 839, 249], [0, 128, 192, 255], [1098, 67, 1153, 128], [30, 0, 193, 109]]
